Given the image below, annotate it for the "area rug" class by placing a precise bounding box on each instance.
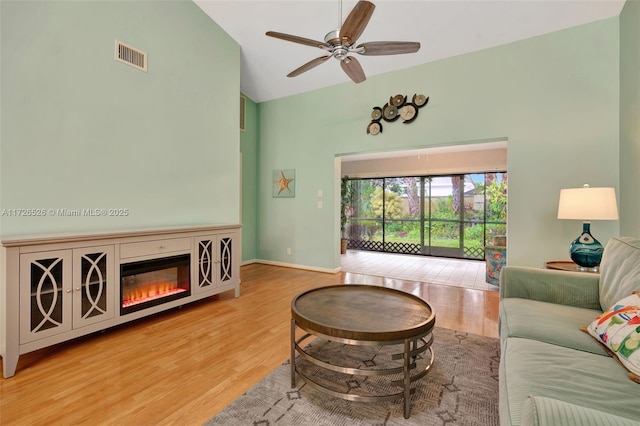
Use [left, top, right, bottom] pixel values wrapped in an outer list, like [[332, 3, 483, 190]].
[[205, 327, 500, 426]]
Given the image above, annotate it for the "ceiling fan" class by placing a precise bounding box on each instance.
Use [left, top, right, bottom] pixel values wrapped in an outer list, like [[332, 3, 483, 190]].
[[265, 0, 420, 84]]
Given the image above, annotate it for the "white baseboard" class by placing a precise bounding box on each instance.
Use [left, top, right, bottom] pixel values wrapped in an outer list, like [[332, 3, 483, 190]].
[[242, 259, 340, 274]]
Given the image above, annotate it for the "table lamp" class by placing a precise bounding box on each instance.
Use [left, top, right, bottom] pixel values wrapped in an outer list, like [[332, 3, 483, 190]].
[[557, 184, 618, 270]]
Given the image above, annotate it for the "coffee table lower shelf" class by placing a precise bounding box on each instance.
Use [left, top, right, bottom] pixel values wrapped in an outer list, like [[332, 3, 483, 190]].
[[291, 326, 435, 418]]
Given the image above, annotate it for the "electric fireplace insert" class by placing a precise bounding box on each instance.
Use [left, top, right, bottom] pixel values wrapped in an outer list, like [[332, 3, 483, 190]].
[[120, 254, 190, 315]]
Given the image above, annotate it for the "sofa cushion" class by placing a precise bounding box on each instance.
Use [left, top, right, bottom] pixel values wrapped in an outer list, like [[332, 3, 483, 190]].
[[500, 298, 607, 355], [500, 338, 640, 426], [599, 237, 640, 311], [522, 396, 640, 426], [587, 292, 640, 382]]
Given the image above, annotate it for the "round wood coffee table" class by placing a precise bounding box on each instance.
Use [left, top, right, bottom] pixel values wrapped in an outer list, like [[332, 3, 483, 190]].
[[290, 284, 436, 418]]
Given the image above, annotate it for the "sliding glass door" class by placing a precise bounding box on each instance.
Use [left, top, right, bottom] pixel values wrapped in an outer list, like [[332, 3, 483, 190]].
[[426, 175, 464, 257], [346, 172, 507, 260], [383, 177, 421, 254]]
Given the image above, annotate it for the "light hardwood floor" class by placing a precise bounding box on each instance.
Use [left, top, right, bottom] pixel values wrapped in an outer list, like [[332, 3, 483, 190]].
[[0, 263, 499, 425]]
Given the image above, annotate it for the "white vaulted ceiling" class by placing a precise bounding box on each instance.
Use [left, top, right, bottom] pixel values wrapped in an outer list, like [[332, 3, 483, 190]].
[[194, 1, 625, 103]]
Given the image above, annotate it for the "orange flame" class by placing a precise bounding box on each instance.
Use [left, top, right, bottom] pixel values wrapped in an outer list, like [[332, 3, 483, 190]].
[[122, 280, 186, 307]]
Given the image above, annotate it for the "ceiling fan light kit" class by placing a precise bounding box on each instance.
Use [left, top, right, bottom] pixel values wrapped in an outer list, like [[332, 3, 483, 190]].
[[265, 0, 421, 84]]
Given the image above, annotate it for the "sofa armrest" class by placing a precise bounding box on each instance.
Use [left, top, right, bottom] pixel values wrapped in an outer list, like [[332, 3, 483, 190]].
[[522, 396, 640, 426], [499, 266, 601, 310]]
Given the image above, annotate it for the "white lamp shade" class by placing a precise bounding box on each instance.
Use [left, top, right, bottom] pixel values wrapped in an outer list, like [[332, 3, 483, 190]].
[[557, 186, 619, 220]]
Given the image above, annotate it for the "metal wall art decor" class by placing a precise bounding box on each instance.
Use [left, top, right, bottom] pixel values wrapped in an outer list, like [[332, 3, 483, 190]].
[[272, 169, 296, 198], [367, 93, 429, 135]]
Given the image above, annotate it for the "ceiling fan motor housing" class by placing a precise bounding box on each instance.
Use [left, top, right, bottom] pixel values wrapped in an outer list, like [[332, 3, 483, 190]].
[[325, 30, 352, 60], [324, 30, 342, 46]]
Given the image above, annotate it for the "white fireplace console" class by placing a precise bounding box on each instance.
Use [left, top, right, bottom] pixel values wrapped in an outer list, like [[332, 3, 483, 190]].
[[0, 224, 240, 378]]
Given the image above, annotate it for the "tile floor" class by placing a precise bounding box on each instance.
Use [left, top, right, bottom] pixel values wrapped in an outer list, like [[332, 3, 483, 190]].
[[341, 249, 498, 291]]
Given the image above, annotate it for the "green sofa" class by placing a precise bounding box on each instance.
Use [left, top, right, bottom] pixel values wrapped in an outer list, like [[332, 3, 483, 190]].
[[499, 237, 640, 426]]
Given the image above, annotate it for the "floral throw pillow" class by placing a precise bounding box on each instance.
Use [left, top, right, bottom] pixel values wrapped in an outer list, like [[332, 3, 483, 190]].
[[587, 292, 640, 383]]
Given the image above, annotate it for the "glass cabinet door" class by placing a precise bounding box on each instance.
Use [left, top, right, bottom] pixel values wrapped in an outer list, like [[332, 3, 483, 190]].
[[218, 235, 234, 284], [196, 237, 215, 292], [20, 250, 73, 343], [73, 246, 115, 327]]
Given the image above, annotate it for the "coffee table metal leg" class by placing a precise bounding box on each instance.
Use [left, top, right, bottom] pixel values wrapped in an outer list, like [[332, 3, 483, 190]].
[[291, 319, 296, 387], [404, 338, 411, 418]]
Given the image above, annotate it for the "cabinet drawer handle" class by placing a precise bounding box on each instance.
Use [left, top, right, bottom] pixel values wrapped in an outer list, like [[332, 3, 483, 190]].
[[66, 289, 71, 294]]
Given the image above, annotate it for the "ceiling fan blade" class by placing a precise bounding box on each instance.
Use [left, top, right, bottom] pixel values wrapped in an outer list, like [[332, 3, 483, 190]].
[[340, 0, 375, 45], [357, 41, 421, 56], [340, 56, 366, 83], [266, 31, 326, 49], [287, 55, 331, 78]]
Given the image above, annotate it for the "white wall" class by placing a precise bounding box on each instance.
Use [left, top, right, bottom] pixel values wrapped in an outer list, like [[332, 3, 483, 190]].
[[256, 18, 620, 270]]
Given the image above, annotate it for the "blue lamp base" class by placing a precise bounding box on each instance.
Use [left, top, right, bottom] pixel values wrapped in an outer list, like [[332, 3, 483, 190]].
[[569, 222, 603, 270]]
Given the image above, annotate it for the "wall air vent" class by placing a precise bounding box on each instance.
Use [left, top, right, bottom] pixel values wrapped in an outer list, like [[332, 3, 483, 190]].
[[115, 40, 147, 72]]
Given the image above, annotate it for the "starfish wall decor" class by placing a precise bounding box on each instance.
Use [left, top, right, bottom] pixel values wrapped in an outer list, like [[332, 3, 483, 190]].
[[272, 169, 296, 197]]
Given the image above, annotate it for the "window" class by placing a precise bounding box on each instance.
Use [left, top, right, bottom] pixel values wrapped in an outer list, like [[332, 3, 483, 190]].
[[345, 172, 507, 260]]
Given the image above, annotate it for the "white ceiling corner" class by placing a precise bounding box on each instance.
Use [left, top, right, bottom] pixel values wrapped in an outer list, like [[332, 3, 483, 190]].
[[194, 0, 625, 103]]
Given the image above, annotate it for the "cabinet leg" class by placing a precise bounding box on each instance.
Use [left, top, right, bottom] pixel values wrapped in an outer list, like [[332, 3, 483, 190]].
[[2, 350, 19, 378]]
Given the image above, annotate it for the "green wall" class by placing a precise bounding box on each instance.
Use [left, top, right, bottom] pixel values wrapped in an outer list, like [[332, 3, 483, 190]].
[[620, 0, 640, 237], [256, 17, 621, 270], [240, 94, 259, 261], [0, 0, 240, 238]]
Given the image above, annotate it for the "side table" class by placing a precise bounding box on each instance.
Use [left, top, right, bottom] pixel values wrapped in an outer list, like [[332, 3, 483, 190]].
[[545, 261, 599, 273]]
